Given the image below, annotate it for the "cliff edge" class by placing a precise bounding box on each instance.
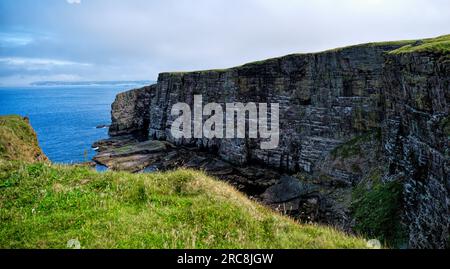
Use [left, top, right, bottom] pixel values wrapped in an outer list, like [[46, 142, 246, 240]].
[[0, 116, 368, 249], [105, 35, 449, 248], [0, 115, 48, 163]]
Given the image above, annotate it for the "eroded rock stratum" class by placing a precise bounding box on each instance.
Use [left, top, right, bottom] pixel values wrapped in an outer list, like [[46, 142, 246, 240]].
[[96, 36, 449, 249]]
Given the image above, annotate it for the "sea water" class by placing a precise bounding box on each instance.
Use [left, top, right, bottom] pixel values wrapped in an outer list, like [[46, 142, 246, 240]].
[[0, 85, 144, 163]]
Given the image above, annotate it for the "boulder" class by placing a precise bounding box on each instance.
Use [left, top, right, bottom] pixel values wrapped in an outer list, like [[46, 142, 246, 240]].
[[261, 175, 317, 204]]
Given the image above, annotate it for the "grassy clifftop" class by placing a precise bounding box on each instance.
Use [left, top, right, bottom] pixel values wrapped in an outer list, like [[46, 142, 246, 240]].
[[0, 115, 369, 249], [0, 115, 47, 163], [0, 162, 368, 249], [390, 34, 450, 54], [159, 34, 449, 76]]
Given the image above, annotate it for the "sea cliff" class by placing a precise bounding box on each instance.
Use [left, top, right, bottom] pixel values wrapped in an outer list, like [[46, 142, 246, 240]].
[[99, 35, 449, 248]]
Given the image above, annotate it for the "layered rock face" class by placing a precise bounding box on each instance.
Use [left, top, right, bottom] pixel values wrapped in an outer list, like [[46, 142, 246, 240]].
[[148, 44, 401, 172], [382, 52, 449, 248], [109, 85, 155, 137], [105, 39, 449, 248]]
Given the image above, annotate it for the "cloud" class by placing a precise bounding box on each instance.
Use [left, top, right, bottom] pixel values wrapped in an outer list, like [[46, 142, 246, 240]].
[[66, 0, 81, 4], [0, 58, 92, 82], [0, 0, 449, 85], [0, 56, 93, 86], [0, 33, 33, 48], [0, 57, 91, 68]]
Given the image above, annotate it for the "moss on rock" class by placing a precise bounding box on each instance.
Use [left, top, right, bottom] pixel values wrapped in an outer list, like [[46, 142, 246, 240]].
[[351, 171, 406, 247]]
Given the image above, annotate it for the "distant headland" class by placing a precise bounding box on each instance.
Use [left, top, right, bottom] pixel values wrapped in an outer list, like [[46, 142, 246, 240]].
[[30, 80, 156, 87]]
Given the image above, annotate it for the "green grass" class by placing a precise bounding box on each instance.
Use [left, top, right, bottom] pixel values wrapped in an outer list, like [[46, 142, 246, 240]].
[[0, 161, 369, 249], [322, 40, 416, 54], [390, 34, 450, 54], [0, 116, 370, 249], [351, 171, 406, 247], [0, 115, 47, 163]]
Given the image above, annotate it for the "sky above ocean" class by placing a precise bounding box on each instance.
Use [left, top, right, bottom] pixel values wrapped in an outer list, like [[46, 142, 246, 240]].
[[0, 0, 449, 86]]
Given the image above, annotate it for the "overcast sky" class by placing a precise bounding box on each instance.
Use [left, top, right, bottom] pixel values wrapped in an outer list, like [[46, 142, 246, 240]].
[[0, 0, 449, 85]]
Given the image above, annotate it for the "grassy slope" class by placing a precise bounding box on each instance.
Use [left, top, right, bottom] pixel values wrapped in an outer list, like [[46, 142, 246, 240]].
[[390, 34, 450, 54], [0, 162, 368, 249], [0, 115, 47, 163], [0, 116, 368, 249]]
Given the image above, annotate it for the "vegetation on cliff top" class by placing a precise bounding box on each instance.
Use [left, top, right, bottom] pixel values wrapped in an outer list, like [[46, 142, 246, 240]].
[[0, 115, 47, 163], [0, 115, 368, 249], [390, 34, 450, 54], [159, 35, 448, 77]]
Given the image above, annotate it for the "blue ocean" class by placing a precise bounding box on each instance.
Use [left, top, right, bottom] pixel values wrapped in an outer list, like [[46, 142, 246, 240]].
[[0, 85, 146, 163]]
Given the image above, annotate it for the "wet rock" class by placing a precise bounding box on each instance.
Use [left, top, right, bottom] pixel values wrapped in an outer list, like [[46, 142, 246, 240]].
[[92, 135, 142, 152], [93, 139, 168, 172]]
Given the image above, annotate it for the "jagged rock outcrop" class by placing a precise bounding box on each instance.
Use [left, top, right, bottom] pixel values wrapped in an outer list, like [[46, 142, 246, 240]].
[[104, 36, 449, 248], [109, 85, 155, 136]]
